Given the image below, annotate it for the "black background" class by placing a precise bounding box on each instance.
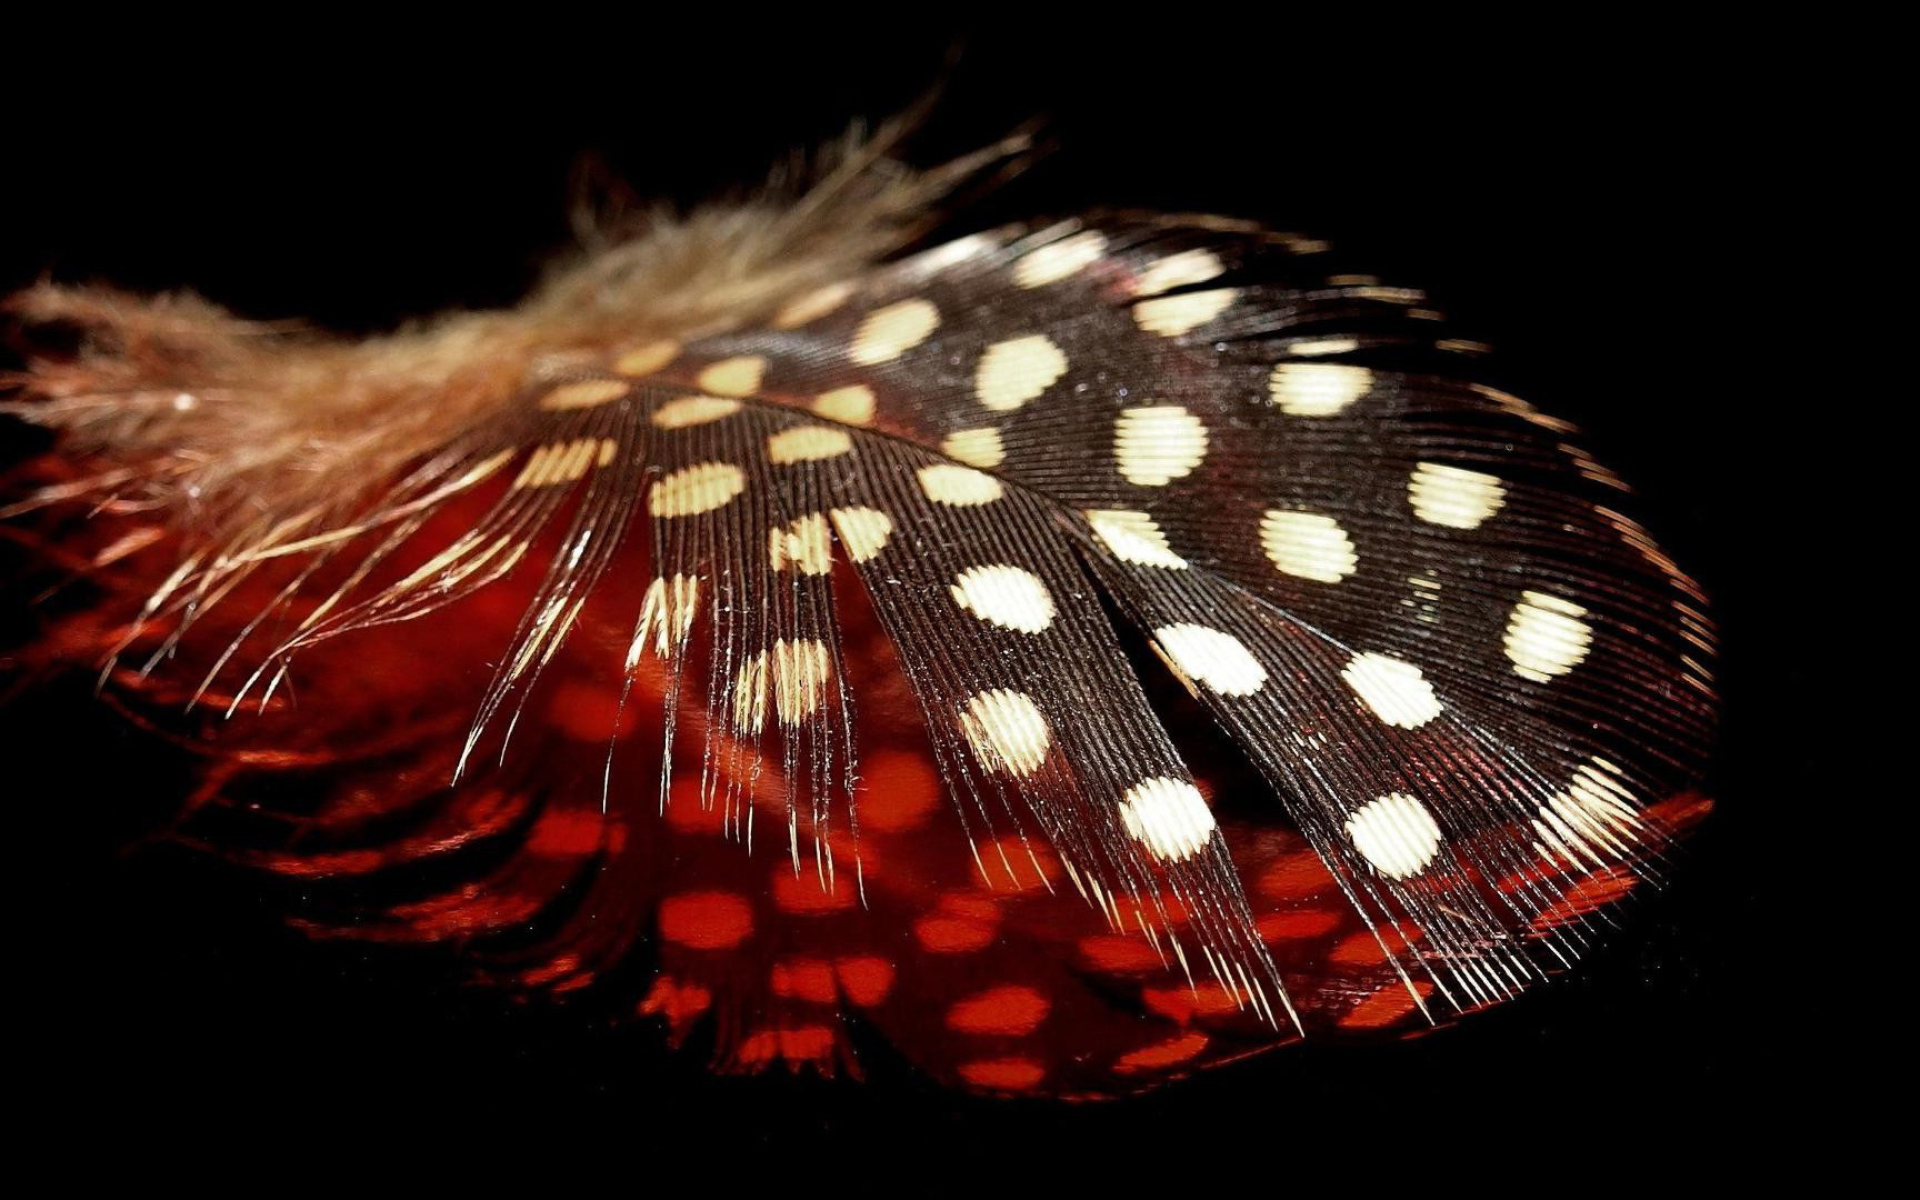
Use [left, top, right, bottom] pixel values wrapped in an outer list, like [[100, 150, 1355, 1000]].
[[6, 16, 1819, 1167]]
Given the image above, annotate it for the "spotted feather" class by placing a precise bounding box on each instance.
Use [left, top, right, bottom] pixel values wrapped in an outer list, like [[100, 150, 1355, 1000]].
[[1, 138, 1714, 1093]]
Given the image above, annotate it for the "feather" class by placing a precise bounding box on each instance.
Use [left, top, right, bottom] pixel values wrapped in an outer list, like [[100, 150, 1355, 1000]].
[[1, 138, 1715, 1093]]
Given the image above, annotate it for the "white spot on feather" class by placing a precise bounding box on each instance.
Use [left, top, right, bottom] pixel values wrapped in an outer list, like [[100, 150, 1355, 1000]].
[[902, 233, 996, 276], [828, 507, 894, 563], [629, 574, 702, 662], [918, 464, 1004, 506], [511, 443, 555, 489], [513, 438, 605, 488], [959, 690, 1052, 776], [1267, 363, 1372, 415], [1288, 337, 1359, 357], [1535, 760, 1646, 868], [812, 385, 876, 425], [1504, 591, 1593, 681], [696, 355, 765, 397], [732, 639, 834, 734], [540, 379, 630, 411], [652, 395, 741, 429], [1114, 406, 1208, 486], [1152, 624, 1267, 697], [1133, 250, 1224, 298], [1119, 778, 1216, 862], [850, 298, 940, 364], [767, 425, 854, 464], [613, 340, 680, 377], [770, 639, 833, 724], [1015, 231, 1106, 288], [769, 514, 834, 576], [974, 335, 1069, 411], [941, 427, 1006, 469], [950, 565, 1056, 633], [650, 462, 745, 518], [1085, 510, 1187, 569], [1341, 652, 1442, 728], [773, 281, 854, 328], [1409, 462, 1507, 529], [1133, 289, 1237, 337], [1260, 510, 1358, 582], [1346, 793, 1442, 879]]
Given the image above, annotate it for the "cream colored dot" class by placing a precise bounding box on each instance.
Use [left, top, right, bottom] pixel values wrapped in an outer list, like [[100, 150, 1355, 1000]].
[[630, 574, 702, 662], [558, 438, 605, 484], [1267, 363, 1372, 416], [1119, 777, 1215, 862], [732, 655, 769, 734], [696, 355, 766, 397], [1536, 761, 1644, 867], [1345, 285, 1422, 304], [1085, 510, 1187, 569], [811, 385, 876, 425], [539, 379, 631, 411], [1288, 337, 1360, 357], [1345, 793, 1442, 879], [1504, 591, 1593, 682], [529, 438, 594, 487], [1132, 249, 1225, 297], [767, 425, 854, 464], [1114, 406, 1209, 486], [1014, 230, 1107, 288], [1408, 462, 1507, 529], [959, 689, 1052, 776], [903, 232, 996, 276], [614, 339, 680, 377], [511, 443, 554, 489], [652, 395, 742, 429], [974, 335, 1069, 412], [950, 565, 1055, 633], [650, 462, 745, 518], [1570, 759, 1642, 826], [1134, 289, 1237, 337], [1152, 624, 1267, 697], [917, 463, 1004, 506], [514, 439, 603, 488], [850, 298, 940, 365], [562, 438, 603, 483], [769, 513, 834, 576], [731, 639, 834, 734], [771, 639, 832, 723], [1341, 652, 1442, 728], [941, 427, 1006, 469], [827, 507, 894, 563], [1260, 510, 1358, 582], [773, 281, 854, 329]]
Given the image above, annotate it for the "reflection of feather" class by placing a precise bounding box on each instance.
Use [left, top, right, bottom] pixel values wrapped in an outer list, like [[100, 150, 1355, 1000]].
[[3, 135, 1716, 1094]]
